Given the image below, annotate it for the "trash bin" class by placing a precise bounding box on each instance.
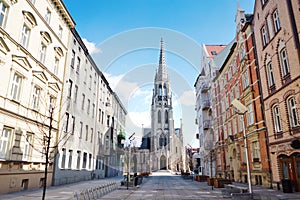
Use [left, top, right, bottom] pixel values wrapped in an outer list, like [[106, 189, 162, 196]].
[[281, 179, 293, 193]]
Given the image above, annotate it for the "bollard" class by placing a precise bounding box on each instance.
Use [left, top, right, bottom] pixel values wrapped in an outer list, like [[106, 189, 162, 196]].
[[73, 192, 79, 200]]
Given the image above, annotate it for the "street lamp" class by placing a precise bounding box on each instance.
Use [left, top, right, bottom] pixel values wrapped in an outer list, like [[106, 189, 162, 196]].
[[231, 99, 252, 195], [126, 132, 135, 190]]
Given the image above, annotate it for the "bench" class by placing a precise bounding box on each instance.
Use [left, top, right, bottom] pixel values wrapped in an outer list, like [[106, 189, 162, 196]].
[[225, 184, 248, 193], [222, 184, 249, 198], [231, 193, 252, 200]]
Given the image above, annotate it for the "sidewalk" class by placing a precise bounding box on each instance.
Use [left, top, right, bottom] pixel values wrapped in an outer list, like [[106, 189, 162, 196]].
[[223, 182, 300, 200], [0, 176, 123, 200]]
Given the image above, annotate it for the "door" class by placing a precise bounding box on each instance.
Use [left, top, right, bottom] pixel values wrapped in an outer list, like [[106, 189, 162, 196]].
[[160, 155, 166, 170]]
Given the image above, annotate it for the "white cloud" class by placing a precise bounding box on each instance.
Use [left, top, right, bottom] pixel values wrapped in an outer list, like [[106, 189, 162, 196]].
[[82, 38, 101, 54], [128, 111, 151, 128], [179, 90, 195, 106]]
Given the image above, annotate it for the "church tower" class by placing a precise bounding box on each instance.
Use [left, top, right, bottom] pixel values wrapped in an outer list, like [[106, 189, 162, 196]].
[[150, 38, 175, 170]]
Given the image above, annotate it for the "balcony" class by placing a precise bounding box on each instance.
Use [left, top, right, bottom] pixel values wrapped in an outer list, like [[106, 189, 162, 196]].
[[203, 120, 211, 130], [202, 100, 210, 110], [204, 140, 213, 150], [201, 83, 210, 93]]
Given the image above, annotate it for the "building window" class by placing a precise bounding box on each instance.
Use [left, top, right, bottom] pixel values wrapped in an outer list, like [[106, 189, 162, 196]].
[[242, 70, 249, 89], [287, 96, 299, 128], [273, 9, 280, 33], [44, 8, 51, 24], [23, 133, 32, 161], [32, 86, 40, 110], [20, 24, 30, 47], [39, 43, 47, 64], [280, 48, 290, 77], [76, 151, 81, 169], [98, 109, 101, 122], [89, 75, 92, 90], [71, 116, 75, 135], [85, 125, 88, 141], [67, 79, 72, 98], [247, 104, 254, 125], [61, 148, 66, 169], [54, 57, 59, 75], [107, 115, 110, 127], [10, 73, 22, 101], [0, 1, 7, 28], [261, 25, 269, 47], [74, 85, 78, 103], [64, 113, 69, 132], [101, 111, 104, 124], [90, 128, 93, 143], [87, 99, 90, 115], [89, 153, 92, 169], [267, 62, 275, 87], [81, 94, 85, 110], [68, 150, 73, 169], [165, 110, 168, 123], [252, 141, 260, 161], [79, 121, 83, 138], [82, 152, 87, 169], [272, 105, 282, 132], [58, 25, 63, 39], [0, 127, 12, 158], [158, 110, 161, 123], [261, 0, 268, 6], [76, 57, 80, 73], [70, 50, 75, 68]]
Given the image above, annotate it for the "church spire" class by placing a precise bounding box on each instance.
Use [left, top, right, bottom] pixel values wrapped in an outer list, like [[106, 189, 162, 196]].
[[157, 38, 168, 81]]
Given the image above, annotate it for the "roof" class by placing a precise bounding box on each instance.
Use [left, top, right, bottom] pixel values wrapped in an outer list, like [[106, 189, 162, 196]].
[[212, 39, 236, 71], [205, 45, 227, 59]]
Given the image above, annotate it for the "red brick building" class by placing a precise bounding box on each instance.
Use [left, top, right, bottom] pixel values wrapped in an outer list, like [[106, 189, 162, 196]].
[[253, 0, 300, 191], [212, 6, 271, 187]]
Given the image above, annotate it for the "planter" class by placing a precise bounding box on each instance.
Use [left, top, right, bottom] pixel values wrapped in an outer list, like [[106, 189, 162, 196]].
[[214, 178, 232, 188], [199, 175, 209, 182], [207, 178, 214, 186]]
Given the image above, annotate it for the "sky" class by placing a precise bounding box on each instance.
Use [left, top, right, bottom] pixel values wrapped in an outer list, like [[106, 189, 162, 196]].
[[62, 0, 255, 147]]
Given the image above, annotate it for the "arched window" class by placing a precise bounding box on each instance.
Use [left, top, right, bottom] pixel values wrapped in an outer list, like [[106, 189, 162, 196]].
[[272, 104, 282, 132], [165, 110, 168, 123], [287, 96, 299, 128], [163, 85, 167, 96], [158, 110, 161, 123], [159, 134, 166, 148], [158, 85, 162, 96]]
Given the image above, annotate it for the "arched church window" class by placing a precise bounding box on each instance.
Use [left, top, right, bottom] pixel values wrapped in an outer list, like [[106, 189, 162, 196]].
[[165, 110, 168, 123], [158, 85, 162, 96], [158, 110, 161, 123], [159, 134, 166, 148], [163, 85, 167, 96]]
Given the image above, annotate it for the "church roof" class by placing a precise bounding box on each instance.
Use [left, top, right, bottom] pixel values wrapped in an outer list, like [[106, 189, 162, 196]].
[[155, 38, 168, 82]]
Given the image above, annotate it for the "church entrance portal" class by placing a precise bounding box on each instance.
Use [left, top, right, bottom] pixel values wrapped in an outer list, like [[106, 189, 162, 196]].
[[160, 155, 167, 170]]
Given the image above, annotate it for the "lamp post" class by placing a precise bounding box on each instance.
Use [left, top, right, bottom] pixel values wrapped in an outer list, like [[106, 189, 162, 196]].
[[127, 133, 135, 190], [231, 99, 252, 195]]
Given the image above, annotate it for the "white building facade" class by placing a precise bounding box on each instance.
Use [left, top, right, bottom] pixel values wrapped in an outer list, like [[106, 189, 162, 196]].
[[0, 0, 74, 193]]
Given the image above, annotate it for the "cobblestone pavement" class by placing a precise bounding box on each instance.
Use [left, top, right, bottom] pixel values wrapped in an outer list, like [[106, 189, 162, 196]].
[[0, 171, 299, 199]]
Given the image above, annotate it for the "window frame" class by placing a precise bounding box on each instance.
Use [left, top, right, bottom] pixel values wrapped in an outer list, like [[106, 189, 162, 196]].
[[272, 104, 282, 132], [280, 48, 290, 77], [0, 1, 8, 28], [287, 96, 299, 128], [273, 9, 280, 33], [261, 25, 269, 47], [20, 24, 30, 48], [0, 127, 12, 158], [10, 72, 22, 101], [31, 85, 41, 110], [266, 61, 275, 87]]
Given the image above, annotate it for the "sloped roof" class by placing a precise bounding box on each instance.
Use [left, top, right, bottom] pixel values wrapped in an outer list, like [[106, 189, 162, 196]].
[[212, 39, 237, 71], [205, 45, 227, 59]]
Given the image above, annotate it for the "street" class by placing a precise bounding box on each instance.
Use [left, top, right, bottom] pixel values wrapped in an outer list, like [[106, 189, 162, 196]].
[[102, 171, 223, 200]]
